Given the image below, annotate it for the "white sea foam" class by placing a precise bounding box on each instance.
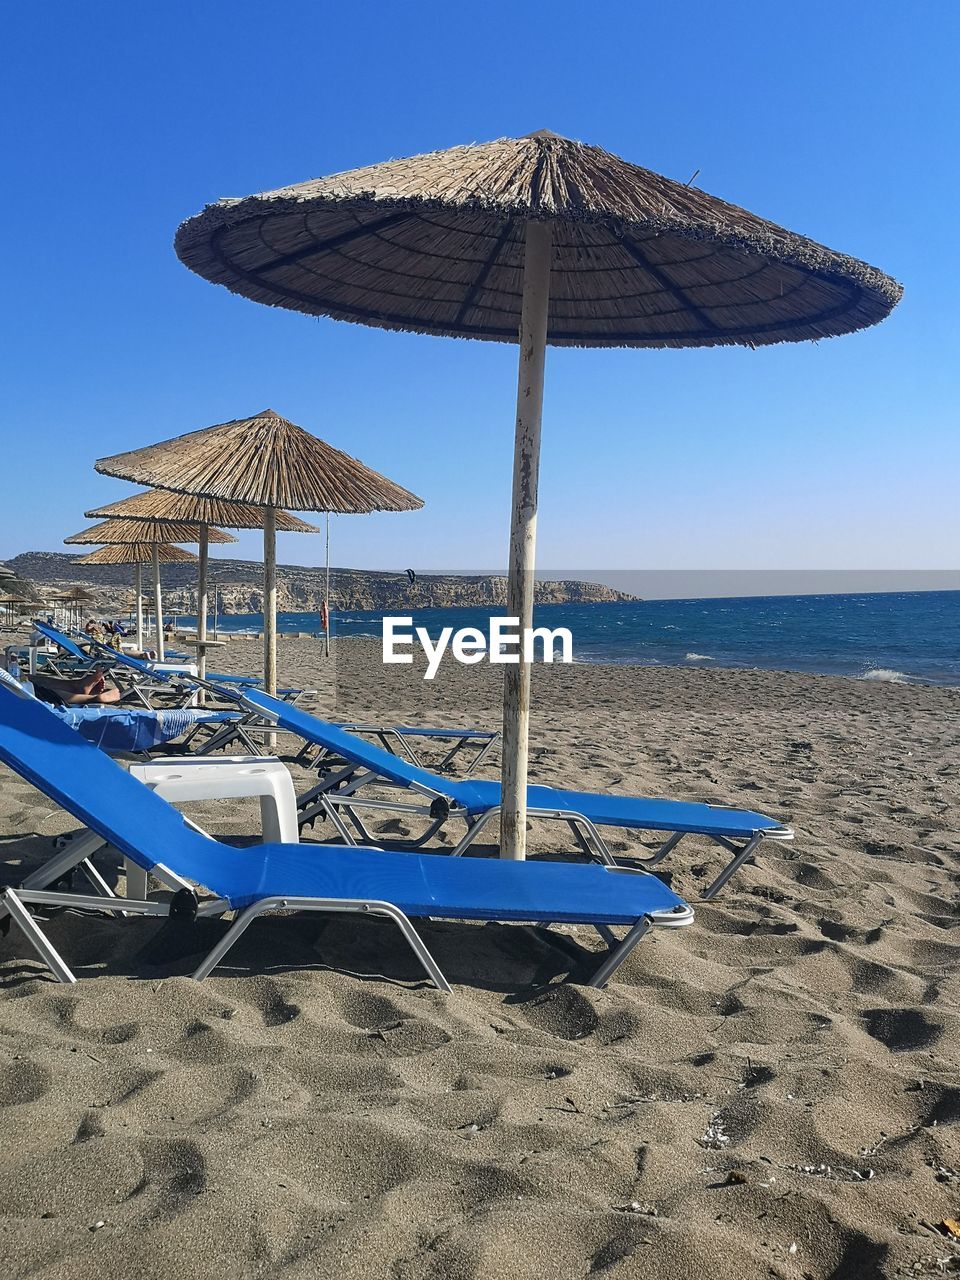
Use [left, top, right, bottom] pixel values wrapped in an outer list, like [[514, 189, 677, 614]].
[[860, 668, 912, 684], [685, 652, 715, 661]]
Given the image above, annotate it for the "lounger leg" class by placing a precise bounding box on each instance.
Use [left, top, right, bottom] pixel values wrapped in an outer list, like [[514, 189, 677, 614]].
[[2, 890, 78, 984], [467, 732, 499, 776], [643, 831, 685, 866], [0, 830, 109, 924], [586, 917, 652, 989], [308, 799, 357, 846], [594, 924, 618, 948], [450, 808, 497, 857], [701, 834, 763, 901], [78, 859, 122, 904], [192, 897, 453, 994]]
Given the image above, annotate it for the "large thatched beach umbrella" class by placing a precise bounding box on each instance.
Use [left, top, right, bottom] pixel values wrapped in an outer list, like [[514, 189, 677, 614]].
[[66, 518, 235, 659], [75, 543, 199, 649], [84, 489, 320, 681], [171, 131, 902, 858], [95, 410, 423, 694]]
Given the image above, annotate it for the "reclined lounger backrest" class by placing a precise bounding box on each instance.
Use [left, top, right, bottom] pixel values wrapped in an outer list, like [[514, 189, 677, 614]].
[[34, 622, 90, 662], [239, 688, 483, 804], [0, 682, 243, 895]]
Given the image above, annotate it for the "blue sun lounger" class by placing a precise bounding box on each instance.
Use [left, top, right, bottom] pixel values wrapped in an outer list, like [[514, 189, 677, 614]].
[[28, 623, 200, 708], [0, 666, 242, 755], [235, 689, 793, 899], [78, 632, 310, 702], [0, 681, 693, 990], [33, 624, 307, 709]]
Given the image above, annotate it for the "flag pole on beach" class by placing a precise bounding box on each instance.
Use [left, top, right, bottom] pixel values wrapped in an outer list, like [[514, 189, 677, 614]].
[[324, 511, 331, 659], [134, 562, 143, 649]]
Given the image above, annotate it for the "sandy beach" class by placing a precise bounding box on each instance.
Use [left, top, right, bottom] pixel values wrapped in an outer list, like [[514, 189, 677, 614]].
[[1, 636, 959, 1279]]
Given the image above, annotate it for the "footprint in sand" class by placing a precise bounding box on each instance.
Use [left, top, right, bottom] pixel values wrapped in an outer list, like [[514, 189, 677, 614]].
[[0, 1055, 51, 1107], [862, 1006, 944, 1052]]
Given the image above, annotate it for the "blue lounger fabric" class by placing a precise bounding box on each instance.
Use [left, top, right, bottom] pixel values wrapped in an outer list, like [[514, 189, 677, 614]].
[[239, 689, 788, 841], [0, 665, 239, 754], [34, 623, 303, 694], [56, 705, 239, 753]]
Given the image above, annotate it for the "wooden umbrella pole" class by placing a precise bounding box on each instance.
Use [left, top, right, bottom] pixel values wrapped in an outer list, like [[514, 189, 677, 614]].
[[152, 542, 165, 661], [500, 219, 552, 861], [263, 506, 277, 695], [135, 563, 143, 649], [324, 512, 331, 659], [197, 525, 209, 686]]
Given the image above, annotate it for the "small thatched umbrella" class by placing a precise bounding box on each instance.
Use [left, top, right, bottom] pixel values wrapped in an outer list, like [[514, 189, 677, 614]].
[[0, 594, 26, 626], [75, 543, 199, 649], [59, 586, 96, 632], [65, 518, 235, 659], [95, 410, 423, 693], [84, 490, 320, 680], [172, 131, 902, 858]]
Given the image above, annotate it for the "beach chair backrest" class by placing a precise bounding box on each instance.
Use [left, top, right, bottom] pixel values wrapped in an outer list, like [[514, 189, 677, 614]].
[[34, 621, 89, 661], [0, 681, 237, 893], [239, 689, 473, 800], [84, 636, 175, 681]]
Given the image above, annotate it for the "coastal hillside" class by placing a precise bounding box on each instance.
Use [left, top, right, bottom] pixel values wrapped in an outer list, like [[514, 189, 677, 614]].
[[7, 552, 636, 615]]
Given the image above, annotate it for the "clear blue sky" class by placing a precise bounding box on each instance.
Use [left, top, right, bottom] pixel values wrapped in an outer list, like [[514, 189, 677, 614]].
[[2, 2, 957, 574]]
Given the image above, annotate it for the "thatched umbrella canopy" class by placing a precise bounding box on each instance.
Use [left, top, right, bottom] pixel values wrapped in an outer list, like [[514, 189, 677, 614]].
[[96, 409, 424, 691], [66, 519, 235, 658], [172, 131, 902, 859], [84, 490, 320, 679], [66, 518, 236, 546], [84, 490, 320, 529], [75, 543, 198, 565]]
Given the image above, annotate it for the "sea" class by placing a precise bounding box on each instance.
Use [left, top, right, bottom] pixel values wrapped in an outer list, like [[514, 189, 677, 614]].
[[176, 591, 960, 687]]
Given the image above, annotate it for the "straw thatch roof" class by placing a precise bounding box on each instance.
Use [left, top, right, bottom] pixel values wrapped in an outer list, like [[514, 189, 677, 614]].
[[64, 518, 237, 546], [174, 130, 902, 350], [95, 410, 425, 512], [75, 544, 199, 566], [85, 489, 321, 532]]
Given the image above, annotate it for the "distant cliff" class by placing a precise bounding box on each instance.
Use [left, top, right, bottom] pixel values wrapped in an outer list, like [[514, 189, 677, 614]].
[[8, 552, 637, 614]]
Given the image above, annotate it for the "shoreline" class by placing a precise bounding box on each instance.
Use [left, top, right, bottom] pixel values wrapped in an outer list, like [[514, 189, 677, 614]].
[[170, 628, 960, 688]]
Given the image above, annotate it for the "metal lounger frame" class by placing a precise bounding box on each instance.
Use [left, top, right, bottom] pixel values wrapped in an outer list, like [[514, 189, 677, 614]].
[[294, 758, 793, 899], [201, 714, 498, 777], [291, 724, 499, 777], [1, 848, 692, 991]]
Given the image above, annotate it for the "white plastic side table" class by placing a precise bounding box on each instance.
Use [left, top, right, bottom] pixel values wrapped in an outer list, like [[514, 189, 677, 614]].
[[126, 755, 299, 897]]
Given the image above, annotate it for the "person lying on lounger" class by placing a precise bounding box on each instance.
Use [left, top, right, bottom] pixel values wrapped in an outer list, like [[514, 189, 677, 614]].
[[31, 670, 122, 706]]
